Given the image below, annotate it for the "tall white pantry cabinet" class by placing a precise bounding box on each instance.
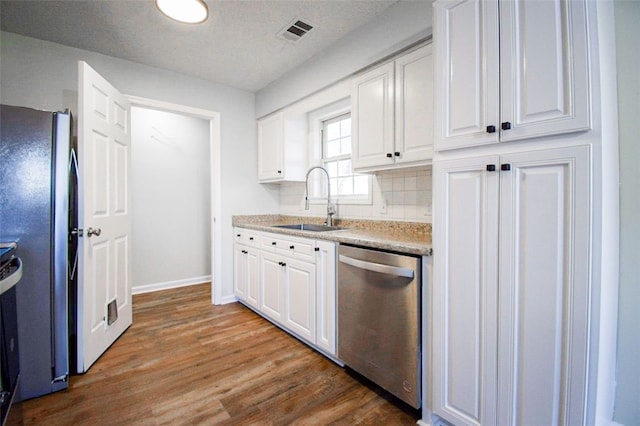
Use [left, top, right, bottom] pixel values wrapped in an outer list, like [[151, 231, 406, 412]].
[[429, 0, 595, 425]]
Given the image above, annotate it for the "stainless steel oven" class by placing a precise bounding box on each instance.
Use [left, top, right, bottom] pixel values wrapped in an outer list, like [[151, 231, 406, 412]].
[[337, 244, 421, 408]]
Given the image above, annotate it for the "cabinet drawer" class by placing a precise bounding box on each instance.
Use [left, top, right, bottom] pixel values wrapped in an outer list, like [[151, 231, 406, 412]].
[[234, 228, 260, 247], [261, 232, 315, 262]]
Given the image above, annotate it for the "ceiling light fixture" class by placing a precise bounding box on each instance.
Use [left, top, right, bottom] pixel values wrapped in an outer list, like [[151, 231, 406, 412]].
[[156, 0, 208, 24]]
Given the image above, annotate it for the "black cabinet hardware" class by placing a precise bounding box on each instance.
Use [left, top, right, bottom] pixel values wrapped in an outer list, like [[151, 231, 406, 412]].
[[486, 164, 496, 172], [289, 245, 294, 249], [236, 234, 241, 237], [501, 164, 511, 171], [386, 153, 393, 158], [314, 247, 320, 252], [277, 170, 282, 174], [249, 237, 253, 241], [501, 122, 512, 130], [486, 125, 496, 133], [272, 241, 276, 245], [394, 152, 400, 157]]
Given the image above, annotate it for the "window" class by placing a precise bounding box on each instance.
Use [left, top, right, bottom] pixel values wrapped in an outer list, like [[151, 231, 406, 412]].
[[317, 113, 371, 203]]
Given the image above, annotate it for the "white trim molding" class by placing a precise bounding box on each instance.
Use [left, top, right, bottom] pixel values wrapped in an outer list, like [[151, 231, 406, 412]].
[[125, 95, 223, 305]]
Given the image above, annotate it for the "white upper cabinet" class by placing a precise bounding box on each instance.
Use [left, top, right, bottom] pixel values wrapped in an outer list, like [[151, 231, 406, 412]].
[[257, 111, 307, 182], [352, 61, 395, 170], [352, 44, 434, 171], [395, 44, 435, 164], [434, 0, 591, 151]]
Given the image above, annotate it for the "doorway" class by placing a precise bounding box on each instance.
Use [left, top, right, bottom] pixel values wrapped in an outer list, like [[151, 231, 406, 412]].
[[126, 96, 222, 304]]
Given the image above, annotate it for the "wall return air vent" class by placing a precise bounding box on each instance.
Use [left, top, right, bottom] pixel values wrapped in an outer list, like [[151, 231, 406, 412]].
[[278, 19, 314, 42]]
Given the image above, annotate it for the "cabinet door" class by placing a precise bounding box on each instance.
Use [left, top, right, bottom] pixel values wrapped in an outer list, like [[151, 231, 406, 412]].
[[284, 258, 316, 344], [352, 62, 395, 169], [246, 249, 260, 309], [395, 44, 434, 164], [315, 240, 336, 355], [432, 154, 500, 425], [434, 0, 499, 151], [257, 112, 284, 181], [497, 146, 590, 425], [259, 252, 285, 322], [233, 244, 247, 301], [499, 0, 590, 141]]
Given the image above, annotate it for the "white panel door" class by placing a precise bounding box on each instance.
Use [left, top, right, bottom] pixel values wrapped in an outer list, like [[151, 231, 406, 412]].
[[497, 146, 591, 425], [315, 240, 336, 355], [257, 112, 284, 181], [259, 252, 285, 322], [284, 259, 316, 344], [434, 0, 499, 151], [233, 245, 247, 301], [245, 248, 260, 309], [395, 44, 434, 164], [352, 62, 395, 169], [499, 0, 590, 141], [433, 154, 499, 426], [77, 61, 132, 372]]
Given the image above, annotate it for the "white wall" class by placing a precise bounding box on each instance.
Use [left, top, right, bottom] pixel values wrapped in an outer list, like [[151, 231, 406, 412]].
[[131, 107, 211, 292], [0, 31, 280, 301], [255, 1, 433, 118], [613, 0, 640, 423]]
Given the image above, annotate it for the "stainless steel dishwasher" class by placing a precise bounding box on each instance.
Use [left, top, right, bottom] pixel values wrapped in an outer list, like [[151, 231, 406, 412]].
[[338, 244, 421, 408]]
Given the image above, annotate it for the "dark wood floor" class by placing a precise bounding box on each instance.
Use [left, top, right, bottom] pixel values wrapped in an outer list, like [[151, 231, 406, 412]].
[[19, 283, 419, 425]]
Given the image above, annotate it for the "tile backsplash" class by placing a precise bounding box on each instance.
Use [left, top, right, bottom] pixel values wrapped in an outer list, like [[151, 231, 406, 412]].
[[279, 168, 433, 223]]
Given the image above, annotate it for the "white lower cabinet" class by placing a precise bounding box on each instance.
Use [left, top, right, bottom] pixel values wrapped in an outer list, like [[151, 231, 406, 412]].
[[234, 228, 337, 356], [259, 251, 286, 323], [283, 258, 316, 344], [233, 244, 260, 310], [432, 145, 591, 425], [315, 240, 337, 355]]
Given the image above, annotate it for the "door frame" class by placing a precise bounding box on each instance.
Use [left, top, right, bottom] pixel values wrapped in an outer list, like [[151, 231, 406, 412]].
[[125, 95, 222, 304]]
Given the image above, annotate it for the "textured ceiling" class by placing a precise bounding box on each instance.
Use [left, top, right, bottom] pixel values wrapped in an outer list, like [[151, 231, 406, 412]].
[[0, 0, 399, 92]]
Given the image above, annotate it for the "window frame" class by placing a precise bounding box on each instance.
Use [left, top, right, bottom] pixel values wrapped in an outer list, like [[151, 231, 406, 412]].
[[307, 102, 372, 206]]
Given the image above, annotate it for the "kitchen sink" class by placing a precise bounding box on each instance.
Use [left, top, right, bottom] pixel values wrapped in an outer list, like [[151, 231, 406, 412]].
[[272, 223, 345, 232]]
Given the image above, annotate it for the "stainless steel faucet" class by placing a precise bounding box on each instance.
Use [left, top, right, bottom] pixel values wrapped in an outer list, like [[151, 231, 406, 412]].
[[305, 166, 336, 226]]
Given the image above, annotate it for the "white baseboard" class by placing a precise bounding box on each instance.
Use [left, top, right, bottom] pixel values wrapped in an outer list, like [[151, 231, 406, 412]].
[[132, 275, 211, 295], [217, 294, 238, 305]]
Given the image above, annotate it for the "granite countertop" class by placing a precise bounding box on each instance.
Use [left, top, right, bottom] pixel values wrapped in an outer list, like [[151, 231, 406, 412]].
[[232, 215, 432, 256]]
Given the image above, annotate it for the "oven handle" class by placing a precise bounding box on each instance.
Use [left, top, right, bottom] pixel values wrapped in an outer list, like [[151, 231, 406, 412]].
[[339, 254, 414, 279], [0, 258, 23, 294]]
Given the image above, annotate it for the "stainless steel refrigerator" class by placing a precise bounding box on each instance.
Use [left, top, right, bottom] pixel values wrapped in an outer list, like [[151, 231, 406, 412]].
[[0, 104, 75, 401]]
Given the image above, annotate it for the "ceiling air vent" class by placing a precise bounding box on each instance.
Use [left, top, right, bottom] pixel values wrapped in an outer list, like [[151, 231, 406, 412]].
[[278, 19, 314, 42]]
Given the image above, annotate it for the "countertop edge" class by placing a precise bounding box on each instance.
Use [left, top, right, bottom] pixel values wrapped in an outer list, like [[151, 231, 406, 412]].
[[233, 218, 433, 257]]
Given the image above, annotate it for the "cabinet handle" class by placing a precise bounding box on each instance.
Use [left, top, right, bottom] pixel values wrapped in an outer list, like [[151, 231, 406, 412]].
[[289, 245, 294, 249], [501, 164, 511, 171], [394, 152, 400, 157], [236, 234, 241, 237], [386, 153, 393, 158], [314, 247, 320, 252], [249, 237, 254, 241], [278, 261, 286, 267], [272, 241, 277, 245], [486, 125, 496, 133], [277, 170, 282, 174], [501, 122, 512, 130], [486, 164, 496, 172]]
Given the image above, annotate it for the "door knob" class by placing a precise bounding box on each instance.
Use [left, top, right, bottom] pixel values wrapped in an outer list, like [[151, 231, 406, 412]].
[[87, 227, 102, 237]]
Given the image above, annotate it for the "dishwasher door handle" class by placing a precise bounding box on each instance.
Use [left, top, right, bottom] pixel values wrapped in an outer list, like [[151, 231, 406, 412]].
[[339, 254, 414, 278]]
